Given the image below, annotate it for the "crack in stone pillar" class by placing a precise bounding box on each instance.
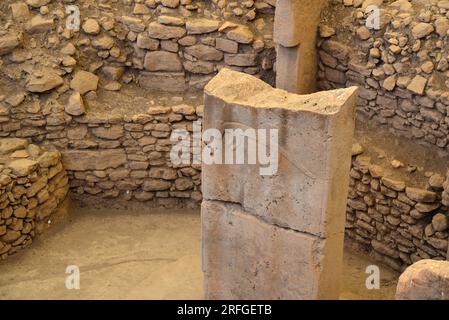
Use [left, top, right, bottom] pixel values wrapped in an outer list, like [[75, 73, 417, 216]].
[[202, 68, 358, 299], [274, 0, 327, 94]]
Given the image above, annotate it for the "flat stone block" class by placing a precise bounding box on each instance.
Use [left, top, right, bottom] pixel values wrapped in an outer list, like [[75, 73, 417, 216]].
[[138, 72, 186, 92], [62, 149, 127, 171], [202, 200, 344, 299], [203, 68, 358, 238]]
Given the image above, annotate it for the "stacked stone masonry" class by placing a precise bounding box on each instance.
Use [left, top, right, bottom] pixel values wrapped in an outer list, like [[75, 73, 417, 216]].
[[1, 95, 204, 207], [0, 0, 276, 94], [0, 138, 69, 259], [346, 144, 449, 272], [318, 0, 449, 152], [1, 0, 449, 271]]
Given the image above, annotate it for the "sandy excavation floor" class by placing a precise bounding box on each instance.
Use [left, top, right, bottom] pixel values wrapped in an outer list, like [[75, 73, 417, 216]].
[[0, 202, 398, 300]]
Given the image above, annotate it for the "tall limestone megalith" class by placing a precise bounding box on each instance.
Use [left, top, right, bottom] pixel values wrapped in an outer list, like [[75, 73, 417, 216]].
[[202, 68, 358, 299], [274, 0, 327, 94]]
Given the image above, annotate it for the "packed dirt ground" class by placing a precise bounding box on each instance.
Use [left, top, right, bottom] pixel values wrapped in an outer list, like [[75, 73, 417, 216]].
[[0, 201, 398, 300]]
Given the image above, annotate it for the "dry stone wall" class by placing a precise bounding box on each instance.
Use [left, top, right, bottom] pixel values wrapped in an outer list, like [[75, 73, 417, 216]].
[[1, 92, 204, 207], [0, 0, 276, 95], [318, 0, 449, 152], [0, 138, 69, 259], [0, 0, 276, 206], [346, 144, 449, 272]]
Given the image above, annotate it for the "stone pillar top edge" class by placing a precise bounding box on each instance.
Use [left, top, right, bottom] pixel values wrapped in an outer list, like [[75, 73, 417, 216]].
[[205, 68, 359, 115]]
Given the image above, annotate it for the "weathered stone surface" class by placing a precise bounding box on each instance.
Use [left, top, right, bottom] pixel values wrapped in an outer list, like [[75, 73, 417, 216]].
[[8, 159, 38, 176], [432, 213, 449, 232], [202, 69, 357, 299], [407, 75, 427, 95], [142, 179, 171, 191], [11, 3, 30, 21], [224, 53, 257, 66], [161, 0, 179, 8], [203, 200, 345, 299], [381, 177, 406, 192], [137, 33, 159, 50], [121, 16, 145, 32], [70, 71, 99, 94], [396, 260, 449, 300], [0, 138, 28, 155], [183, 61, 215, 74], [435, 17, 449, 37], [203, 69, 358, 236], [36, 152, 58, 169], [92, 125, 124, 140], [0, 35, 20, 56], [0, 230, 21, 243], [92, 36, 115, 50], [144, 51, 182, 72], [82, 18, 101, 35], [62, 150, 127, 171], [158, 15, 185, 26], [138, 72, 186, 92], [65, 92, 86, 116], [186, 19, 220, 34], [184, 44, 223, 61], [26, 15, 54, 34], [148, 22, 186, 39], [405, 187, 437, 203], [412, 23, 434, 39], [26, 72, 63, 93], [226, 25, 254, 44], [215, 38, 238, 54], [274, 0, 328, 94], [26, 0, 51, 7]]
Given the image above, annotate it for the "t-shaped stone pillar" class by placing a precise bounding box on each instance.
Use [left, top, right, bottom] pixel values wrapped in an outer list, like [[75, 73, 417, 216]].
[[202, 69, 358, 299], [274, 0, 327, 94]]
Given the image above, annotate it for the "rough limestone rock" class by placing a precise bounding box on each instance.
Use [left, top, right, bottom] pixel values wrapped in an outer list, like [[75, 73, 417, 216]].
[[0, 138, 29, 155], [158, 15, 185, 26], [407, 75, 427, 95], [161, 0, 179, 8], [226, 25, 254, 44], [65, 92, 86, 116], [184, 44, 224, 61], [26, 71, 63, 93], [148, 22, 186, 39], [8, 159, 38, 177], [202, 69, 358, 299], [10, 3, 30, 21], [144, 51, 183, 72], [26, 0, 51, 8], [186, 19, 220, 34], [0, 35, 20, 55], [92, 125, 124, 140], [274, 0, 326, 47], [92, 36, 115, 50], [70, 71, 99, 94], [62, 149, 127, 171], [82, 18, 101, 35], [138, 72, 186, 92], [26, 15, 54, 34], [412, 23, 435, 39], [396, 260, 449, 300]]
